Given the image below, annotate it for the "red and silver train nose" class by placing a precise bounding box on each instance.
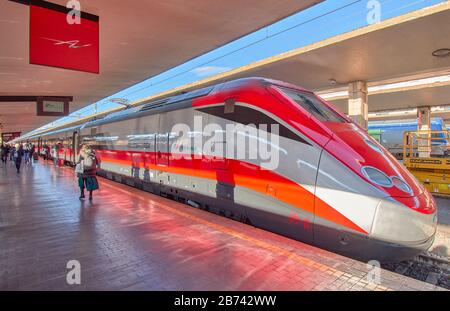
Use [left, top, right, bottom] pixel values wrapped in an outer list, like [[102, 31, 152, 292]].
[[316, 121, 438, 262]]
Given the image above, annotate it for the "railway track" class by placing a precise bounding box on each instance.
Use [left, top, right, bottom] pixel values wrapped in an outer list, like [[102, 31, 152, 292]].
[[382, 251, 450, 290]]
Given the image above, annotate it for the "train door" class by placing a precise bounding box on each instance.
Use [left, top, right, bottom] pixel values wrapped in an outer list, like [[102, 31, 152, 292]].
[[74, 131, 81, 164], [206, 113, 247, 222], [142, 132, 157, 168], [72, 131, 77, 164], [155, 113, 170, 195], [38, 137, 42, 154], [57, 135, 63, 162], [137, 115, 159, 188], [64, 135, 69, 163], [156, 113, 169, 166]]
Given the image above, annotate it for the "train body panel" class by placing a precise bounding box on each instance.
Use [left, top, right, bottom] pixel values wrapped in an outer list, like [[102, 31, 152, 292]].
[[21, 78, 437, 262]]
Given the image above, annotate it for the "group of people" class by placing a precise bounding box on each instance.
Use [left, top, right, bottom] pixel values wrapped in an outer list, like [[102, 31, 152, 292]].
[[1, 141, 99, 200], [40, 143, 61, 166], [0, 142, 36, 173]]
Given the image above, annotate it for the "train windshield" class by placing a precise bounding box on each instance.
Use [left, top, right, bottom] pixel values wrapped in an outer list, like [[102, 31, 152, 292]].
[[278, 87, 348, 123]]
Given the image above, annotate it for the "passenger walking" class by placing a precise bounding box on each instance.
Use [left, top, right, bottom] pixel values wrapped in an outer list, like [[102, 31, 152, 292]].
[[13, 143, 24, 174], [31, 144, 37, 163], [10, 145, 15, 162], [0, 143, 7, 165], [23, 143, 31, 165], [7, 144, 11, 163], [76, 144, 99, 200], [52, 144, 59, 166], [42, 144, 48, 160]]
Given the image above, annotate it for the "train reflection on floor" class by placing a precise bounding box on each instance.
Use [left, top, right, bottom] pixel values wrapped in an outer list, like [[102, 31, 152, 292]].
[[0, 160, 444, 291]]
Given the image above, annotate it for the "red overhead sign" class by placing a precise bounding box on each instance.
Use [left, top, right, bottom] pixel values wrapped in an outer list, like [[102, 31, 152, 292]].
[[29, 1, 99, 73]]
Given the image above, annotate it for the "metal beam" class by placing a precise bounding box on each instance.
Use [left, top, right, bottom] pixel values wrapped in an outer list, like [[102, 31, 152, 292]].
[[8, 0, 99, 22], [0, 96, 73, 102]]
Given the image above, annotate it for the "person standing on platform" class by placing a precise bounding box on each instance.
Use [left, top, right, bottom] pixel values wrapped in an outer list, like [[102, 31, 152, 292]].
[[31, 144, 36, 163], [6, 144, 11, 163], [42, 144, 48, 160], [52, 144, 59, 166], [76, 144, 99, 201], [13, 143, 24, 174], [10, 144, 15, 162], [23, 143, 31, 165], [46, 145, 51, 161], [0, 143, 7, 165]]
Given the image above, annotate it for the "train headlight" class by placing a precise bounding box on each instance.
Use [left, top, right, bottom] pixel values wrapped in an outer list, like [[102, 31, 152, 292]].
[[361, 166, 393, 187], [391, 176, 413, 194]]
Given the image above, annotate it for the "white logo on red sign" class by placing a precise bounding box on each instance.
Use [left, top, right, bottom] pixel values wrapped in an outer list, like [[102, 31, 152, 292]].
[[41, 37, 92, 49]]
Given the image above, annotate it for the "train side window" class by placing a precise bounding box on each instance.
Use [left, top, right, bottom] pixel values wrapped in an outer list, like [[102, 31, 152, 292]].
[[197, 105, 310, 146]]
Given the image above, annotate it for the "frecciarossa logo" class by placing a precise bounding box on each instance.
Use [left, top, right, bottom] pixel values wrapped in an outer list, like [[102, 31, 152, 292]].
[[40, 37, 92, 49]]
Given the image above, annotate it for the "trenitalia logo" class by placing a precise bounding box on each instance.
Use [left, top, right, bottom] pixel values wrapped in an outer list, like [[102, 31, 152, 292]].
[[41, 37, 92, 49]]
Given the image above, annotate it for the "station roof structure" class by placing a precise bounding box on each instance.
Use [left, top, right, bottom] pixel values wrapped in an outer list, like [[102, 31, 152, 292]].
[[199, 2, 450, 121], [228, 5, 450, 92], [126, 2, 450, 122], [2, 1, 450, 139], [323, 77, 450, 121], [0, 0, 322, 134]]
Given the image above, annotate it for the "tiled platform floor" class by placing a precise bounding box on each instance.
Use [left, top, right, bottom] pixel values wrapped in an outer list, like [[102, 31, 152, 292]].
[[432, 197, 450, 257], [0, 159, 445, 291]]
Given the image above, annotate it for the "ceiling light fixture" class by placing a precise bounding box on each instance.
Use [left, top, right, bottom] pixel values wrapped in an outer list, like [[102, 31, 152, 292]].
[[368, 106, 450, 118], [432, 48, 450, 58], [320, 74, 450, 100]]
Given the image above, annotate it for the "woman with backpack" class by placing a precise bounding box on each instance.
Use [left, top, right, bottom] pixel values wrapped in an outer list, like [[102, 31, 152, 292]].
[[76, 144, 99, 200]]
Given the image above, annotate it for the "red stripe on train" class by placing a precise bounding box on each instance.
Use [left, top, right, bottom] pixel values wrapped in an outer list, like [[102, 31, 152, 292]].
[[95, 149, 367, 234]]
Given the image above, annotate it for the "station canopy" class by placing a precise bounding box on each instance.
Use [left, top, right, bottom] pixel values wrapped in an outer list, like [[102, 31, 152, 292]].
[[221, 3, 450, 122], [324, 77, 450, 121], [127, 2, 450, 123], [2, 0, 450, 139], [0, 0, 322, 134]]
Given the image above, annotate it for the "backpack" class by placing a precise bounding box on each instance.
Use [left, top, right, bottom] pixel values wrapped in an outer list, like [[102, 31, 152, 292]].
[[83, 153, 96, 170]]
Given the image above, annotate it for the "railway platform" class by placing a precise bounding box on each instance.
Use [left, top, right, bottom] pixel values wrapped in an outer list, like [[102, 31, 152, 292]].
[[0, 159, 446, 291]]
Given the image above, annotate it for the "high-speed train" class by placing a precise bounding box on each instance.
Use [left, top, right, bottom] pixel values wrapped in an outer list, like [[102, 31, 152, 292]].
[[21, 78, 437, 262]]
